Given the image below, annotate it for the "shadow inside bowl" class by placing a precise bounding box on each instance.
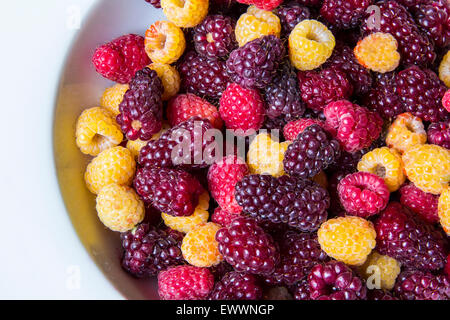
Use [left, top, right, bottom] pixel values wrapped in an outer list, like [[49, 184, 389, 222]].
[[53, 0, 165, 299]]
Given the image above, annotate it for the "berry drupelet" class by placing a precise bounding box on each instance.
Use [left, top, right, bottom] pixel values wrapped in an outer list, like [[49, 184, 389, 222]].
[[209, 271, 263, 300], [226, 35, 285, 89], [121, 224, 184, 277], [193, 15, 236, 59], [216, 217, 280, 275], [134, 167, 204, 217], [374, 202, 447, 271], [264, 64, 305, 122], [283, 124, 341, 179], [235, 174, 330, 232], [117, 67, 164, 141]]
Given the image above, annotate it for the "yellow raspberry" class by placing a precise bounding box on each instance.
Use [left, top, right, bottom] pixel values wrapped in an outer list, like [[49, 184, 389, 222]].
[[75, 107, 123, 156], [357, 147, 405, 192], [386, 113, 427, 154], [357, 251, 401, 291], [402, 144, 450, 195], [147, 63, 180, 101], [438, 187, 450, 235], [288, 19, 335, 71], [96, 184, 145, 232], [247, 133, 290, 177], [318, 216, 376, 266], [312, 171, 328, 189], [354, 32, 400, 73], [126, 122, 170, 159], [235, 6, 281, 47], [162, 192, 210, 233], [100, 84, 129, 116], [145, 20, 186, 64], [85, 146, 136, 194], [439, 50, 450, 87], [181, 222, 223, 267], [161, 0, 208, 28]]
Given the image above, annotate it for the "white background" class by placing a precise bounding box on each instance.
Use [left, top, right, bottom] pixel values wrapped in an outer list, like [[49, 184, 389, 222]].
[[0, 0, 122, 299]]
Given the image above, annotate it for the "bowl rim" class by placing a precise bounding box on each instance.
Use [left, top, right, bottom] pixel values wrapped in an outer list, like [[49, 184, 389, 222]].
[[51, 0, 126, 299]]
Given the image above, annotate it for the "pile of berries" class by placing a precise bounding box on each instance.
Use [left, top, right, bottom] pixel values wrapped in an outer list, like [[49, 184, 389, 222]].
[[76, 0, 449, 300]]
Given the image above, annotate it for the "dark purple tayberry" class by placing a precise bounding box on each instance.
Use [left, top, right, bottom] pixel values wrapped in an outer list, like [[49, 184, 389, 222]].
[[121, 224, 184, 277], [394, 270, 450, 300], [277, 3, 311, 35], [194, 15, 236, 59], [427, 122, 450, 149], [235, 174, 330, 232], [320, 0, 372, 29], [209, 271, 262, 300]]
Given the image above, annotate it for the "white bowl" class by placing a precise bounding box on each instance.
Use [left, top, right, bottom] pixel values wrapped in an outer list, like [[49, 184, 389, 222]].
[[53, 0, 165, 299]]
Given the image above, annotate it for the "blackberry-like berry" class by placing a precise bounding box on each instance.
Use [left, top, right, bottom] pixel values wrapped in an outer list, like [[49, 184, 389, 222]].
[[320, 0, 372, 29], [178, 51, 230, 100], [308, 261, 367, 300], [363, 72, 404, 119], [117, 67, 163, 141], [291, 278, 310, 300], [145, 0, 161, 8], [193, 15, 236, 59], [298, 67, 353, 111], [375, 202, 447, 271], [361, 0, 435, 67], [134, 167, 204, 217], [216, 217, 280, 275], [121, 224, 184, 277], [413, 0, 450, 48], [265, 231, 328, 286], [209, 271, 263, 300], [427, 122, 450, 149], [226, 35, 285, 89], [235, 174, 330, 232], [283, 125, 340, 179], [139, 117, 217, 169], [394, 270, 450, 300], [323, 43, 372, 97], [264, 65, 305, 122], [367, 289, 398, 300], [276, 3, 311, 35], [396, 66, 448, 122]]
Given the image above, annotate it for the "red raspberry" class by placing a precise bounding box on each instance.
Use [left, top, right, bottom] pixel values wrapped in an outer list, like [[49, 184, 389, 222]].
[[158, 265, 214, 300], [399, 183, 439, 224], [298, 67, 353, 112], [219, 83, 265, 135], [308, 261, 367, 300], [134, 167, 204, 216], [338, 172, 390, 218], [235, 0, 283, 11], [92, 34, 150, 84], [323, 100, 383, 153], [211, 207, 242, 227], [283, 118, 336, 141], [216, 217, 280, 275], [374, 202, 447, 271], [167, 94, 223, 129], [207, 156, 249, 214], [443, 89, 450, 112]]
